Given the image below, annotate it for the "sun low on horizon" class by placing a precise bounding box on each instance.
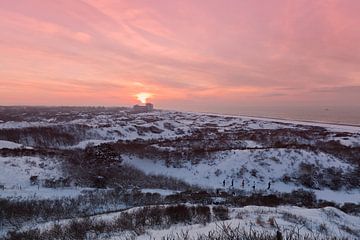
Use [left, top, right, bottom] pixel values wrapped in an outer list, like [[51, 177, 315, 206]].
[[1, 1, 360, 236], [0, 0, 359, 112], [135, 92, 153, 104]]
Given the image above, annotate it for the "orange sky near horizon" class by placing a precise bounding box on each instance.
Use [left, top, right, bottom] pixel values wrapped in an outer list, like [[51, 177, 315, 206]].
[[0, 0, 359, 111]]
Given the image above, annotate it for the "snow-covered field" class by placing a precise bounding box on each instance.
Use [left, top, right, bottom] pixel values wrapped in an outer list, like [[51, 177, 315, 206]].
[[0, 140, 23, 149], [122, 149, 359, 204], [1, 109, 359, 201], [1, 109, 359, 198], [132, 206, 360, 240], [65, 111, 360, 147], [1, 108, 359, 239], [0, 186, 90, 200], [206, 112, 360, 134], [1, 110, 359, 148], [0, 156, 61, 187], [0, 156, 89, 200], [24, 205, 359, 239]]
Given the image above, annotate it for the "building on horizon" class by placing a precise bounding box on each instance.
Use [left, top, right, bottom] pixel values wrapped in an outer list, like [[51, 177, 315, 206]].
[[132, 103, 154, 113]]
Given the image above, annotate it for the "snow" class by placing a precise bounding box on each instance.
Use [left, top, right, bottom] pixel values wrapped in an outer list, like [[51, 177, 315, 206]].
[[132, 205, 360, 239], [0, 186, 91, 200], [0, 121, 52, 129], [141, 188, 180, 196], [1, 110, 359, 149], [0, 109, 359, 240], [195, 111, 360, 133], [122, 149, 359, 204], [0, 109, 358, 203], [11, 205, 359, 239], [94, 205, 360, 239], [67, 139, 116, 149], [0, 156, 61, 187], [337, 136, 360, 147], [0, 156, 81, 200], [243, 140, 263, 148], [0, 140, 23, 149], [315, 189, 360, 204], [122, 148, 353, 189]]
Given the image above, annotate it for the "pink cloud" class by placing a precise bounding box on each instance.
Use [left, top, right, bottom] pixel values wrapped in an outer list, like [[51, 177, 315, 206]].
[[0, 0, 359, 110], [73, 32, 92, 43]]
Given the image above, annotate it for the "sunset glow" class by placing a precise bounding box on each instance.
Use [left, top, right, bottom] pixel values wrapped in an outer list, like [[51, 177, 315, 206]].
[[0, 0, 359, 112], [135, 92, 153, 104]]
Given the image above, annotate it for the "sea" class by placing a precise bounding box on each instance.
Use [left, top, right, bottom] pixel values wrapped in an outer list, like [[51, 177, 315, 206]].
[[230, 106, 360, 126]]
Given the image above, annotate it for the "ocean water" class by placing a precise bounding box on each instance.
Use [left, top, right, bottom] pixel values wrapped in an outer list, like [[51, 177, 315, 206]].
[[232, 106, 360, 126]]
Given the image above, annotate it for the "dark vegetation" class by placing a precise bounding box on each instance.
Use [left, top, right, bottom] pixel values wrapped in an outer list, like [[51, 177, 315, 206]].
[[61, 144, 195, 190], [5, 205, 220, 240], [2, 188, 359, 235], [91, 140, 360, 190], [0, 106, 127, 122], [295, 162, 360, 190], [1, 129, 355, 191], [119, 129, 360, 168], [0, 125, 100, 147], [1, 107, 359, 239], [5, 204, 354, 240], [3, 136, 357, 191]]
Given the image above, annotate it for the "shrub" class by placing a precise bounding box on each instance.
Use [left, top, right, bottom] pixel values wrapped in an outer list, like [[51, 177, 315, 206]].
[[318, 223, 328, 234], [147, 206, 164, 226], [165, 204, 192, 224], [286, 189, 316, 207], [113, 212, 134, 231], [6, 230, 41, 240], [256, 215, 265, 226], [268, 217, 275, 227], [193, 205, 211, 224], [213, 206, 229, 221], [341, 203, 360, 215], [64, 219, 90, 240]]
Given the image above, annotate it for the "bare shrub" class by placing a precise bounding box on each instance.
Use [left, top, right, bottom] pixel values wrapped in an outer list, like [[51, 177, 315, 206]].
[[113, 212, 134, 231], [268, 217, 276, 228], [213, 206, 229, 221], [165, 204, 192, 225], [256, 215, 265, 227], [193, 205, 211, 224]]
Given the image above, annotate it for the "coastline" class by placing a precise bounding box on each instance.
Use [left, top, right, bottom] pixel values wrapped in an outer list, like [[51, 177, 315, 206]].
[[181, 110, 360, 133]]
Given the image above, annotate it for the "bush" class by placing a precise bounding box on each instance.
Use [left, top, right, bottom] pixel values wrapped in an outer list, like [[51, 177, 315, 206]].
[[113, 212, 134, 231], [341, 203, 360, 215], [64, 219, 91, 240], [213, 206, 229, 221], [6, 230, 41, 240], [147, 206, 164, 226], [193, 205, 211, 224], [286, 189, 316, 207], [5, 204, 354, 240], [165, 204, 192, 224]]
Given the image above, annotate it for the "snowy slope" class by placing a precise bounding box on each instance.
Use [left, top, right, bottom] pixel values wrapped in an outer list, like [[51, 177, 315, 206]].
[[26, 205, 359, 239], [0, 156, 87, 200], [122, 149, 360, 204], [0, 140, 23, 149], [1, 109, 359, 201], [131, 206, 360, 240], [0, 156, 61, 187], [2, 110, 359, 148]]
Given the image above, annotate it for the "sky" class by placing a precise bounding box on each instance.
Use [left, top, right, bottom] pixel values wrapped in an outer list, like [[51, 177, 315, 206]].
[[0, 0, 360, 113]]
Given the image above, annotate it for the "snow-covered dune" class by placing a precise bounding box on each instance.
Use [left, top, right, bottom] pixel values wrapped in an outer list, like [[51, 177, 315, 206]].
[[0, 140, 22, 149], [1, 110, 359, 148], [25, 205, 360, 239], [134, 206, 360, 240], [123, 150, 360, 204]]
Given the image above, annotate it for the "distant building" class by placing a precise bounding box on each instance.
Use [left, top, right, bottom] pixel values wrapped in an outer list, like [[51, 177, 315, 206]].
[[132, 103, 154, 113]]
